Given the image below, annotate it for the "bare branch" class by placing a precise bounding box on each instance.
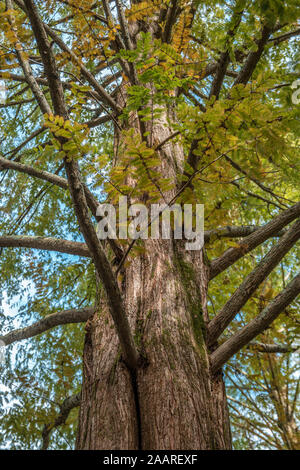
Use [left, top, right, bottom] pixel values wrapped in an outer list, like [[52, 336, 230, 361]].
[[0, 71, 48, 87], [209, 202, 300, 280], [115, 0, 133, 50], [0, 152, 101, 222], [210, 273, 300, 373], [0, 235, 90, 257], [208, 220, 300, 345], [0, 156, 68, 189], [204, 225, 286, 243], [1, 307, 95, 346], [85, 114, 113, 128], [3, 125, 46, 159], [0, 70, 109, 104]]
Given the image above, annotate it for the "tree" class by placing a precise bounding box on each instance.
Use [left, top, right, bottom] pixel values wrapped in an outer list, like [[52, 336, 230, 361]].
[[219, 260, 299, 450], [228, 347, 300, 450], [0, 0, 299, 450]]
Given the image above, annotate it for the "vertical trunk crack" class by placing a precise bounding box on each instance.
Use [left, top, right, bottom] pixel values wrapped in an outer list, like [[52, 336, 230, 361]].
[[130, 370, 142, 450]]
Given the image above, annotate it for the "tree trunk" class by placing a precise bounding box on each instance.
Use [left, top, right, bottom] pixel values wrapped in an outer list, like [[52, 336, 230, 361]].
[[76, 240, 232, 449], [76, 83, 232, 450]]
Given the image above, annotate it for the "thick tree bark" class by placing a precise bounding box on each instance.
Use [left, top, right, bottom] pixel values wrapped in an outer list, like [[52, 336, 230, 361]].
[[76, 99, 232, 449], [76, 241, 232, 449]]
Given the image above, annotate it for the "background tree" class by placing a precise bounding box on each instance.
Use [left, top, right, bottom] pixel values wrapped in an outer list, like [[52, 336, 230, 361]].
[[0, 0, 299, 449], [211, 255, 300, 450], [228, 347, 299, 450]]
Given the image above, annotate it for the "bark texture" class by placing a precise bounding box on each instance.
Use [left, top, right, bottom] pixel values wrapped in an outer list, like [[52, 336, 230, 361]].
[[76, 241, 232, 449]]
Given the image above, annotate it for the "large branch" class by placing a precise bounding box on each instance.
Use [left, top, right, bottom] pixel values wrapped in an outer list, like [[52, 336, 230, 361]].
[[1, 307, 95, 346], [0, 71, 48, 87], [209, 201, 300, 280], [63, 159, 139, 369], [0, 227, 283, 257], [204, 225, 286, 243], [42, 392, 81, 450], [233, 23, 273, 86], [209, 5, 244, 99], [208, 219, 300, 345], [23, 0, 139, 370], [162, 0, 180, 43], [0, 235, 90, 257], [0, 156, 68, 189], [210, 273, 300, 373]]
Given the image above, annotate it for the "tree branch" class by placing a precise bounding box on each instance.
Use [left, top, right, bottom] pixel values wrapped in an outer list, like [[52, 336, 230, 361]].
[[162, 0, 179, 43], [209, 5, 244, 99], [1, 224, 285, 258], [0, 154, 123, 261], [115, 0, 133, 50], [0, 235, 91, 257], [154, 131, 180, 151], [85, 113, 113, 129], [1, 307, 95, 346], [230, 179, 285, 210], [42, 392, 81, 450], [0, 156, 68, 189], [43, 24, 121, 114], [208, 219, 300, 345], [0, 71, 48, 87], [233, 23, 273, 86], [247, 341, 299, 354], [269, 28, 300, 46], [209, 201, 300, 280], [204, 225, 286, 243], [23, 0, 139, 370], [3, 125, 46, 159], [6, 0, 51, 115], [210, 273, 300, 373], [225, 154, 289, 207], [0, 70, 110, 105]]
